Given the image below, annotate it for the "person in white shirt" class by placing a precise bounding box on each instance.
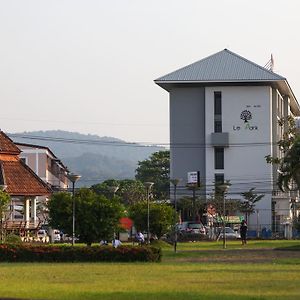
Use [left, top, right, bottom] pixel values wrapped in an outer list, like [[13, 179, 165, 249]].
[[136, 231, 145, 245], [112, 238, 122, 248]]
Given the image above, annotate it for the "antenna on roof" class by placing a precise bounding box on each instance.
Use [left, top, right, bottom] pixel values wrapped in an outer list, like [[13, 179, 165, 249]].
[[264, 54, 274, 72]]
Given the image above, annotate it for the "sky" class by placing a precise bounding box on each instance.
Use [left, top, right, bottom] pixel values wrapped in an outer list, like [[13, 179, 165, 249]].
[[1, 0, 300, 145]]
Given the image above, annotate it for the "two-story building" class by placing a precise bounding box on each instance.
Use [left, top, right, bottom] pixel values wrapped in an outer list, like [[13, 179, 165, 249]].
[[0, 131, 51, 234]]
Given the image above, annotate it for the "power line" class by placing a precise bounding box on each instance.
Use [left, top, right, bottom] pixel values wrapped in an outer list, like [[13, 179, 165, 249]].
[[9, 133, 283, 149]]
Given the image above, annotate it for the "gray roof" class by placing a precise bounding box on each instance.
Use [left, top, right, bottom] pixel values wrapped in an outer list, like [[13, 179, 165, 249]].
[[155, 49, 285, 82]]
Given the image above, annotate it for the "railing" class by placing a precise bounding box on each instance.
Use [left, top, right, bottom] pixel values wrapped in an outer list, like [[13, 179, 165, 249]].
[[3, 220, 41, 234]]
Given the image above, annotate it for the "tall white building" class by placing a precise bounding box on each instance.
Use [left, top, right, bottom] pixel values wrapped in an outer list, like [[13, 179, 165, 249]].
[[155, 49, 300, 234]]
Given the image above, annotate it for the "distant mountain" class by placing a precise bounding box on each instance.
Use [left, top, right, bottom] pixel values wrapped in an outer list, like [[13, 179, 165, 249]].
[[10, 130, 165, 186]]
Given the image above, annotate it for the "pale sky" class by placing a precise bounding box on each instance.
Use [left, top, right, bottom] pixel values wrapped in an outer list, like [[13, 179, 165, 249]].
[[1, 0, 300, 144]]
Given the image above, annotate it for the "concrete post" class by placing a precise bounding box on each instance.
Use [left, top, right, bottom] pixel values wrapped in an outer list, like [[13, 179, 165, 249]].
[[31, 197, 37, 225], [24, 198, 30, 228]]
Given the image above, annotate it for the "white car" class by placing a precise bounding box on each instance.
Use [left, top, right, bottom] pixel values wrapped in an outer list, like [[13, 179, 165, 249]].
[[37, 229, 48, 242], [218, 227, 241, 239]]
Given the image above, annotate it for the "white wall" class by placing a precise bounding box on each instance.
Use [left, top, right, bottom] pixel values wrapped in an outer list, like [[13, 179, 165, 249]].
[[205, 86, 273, 227]]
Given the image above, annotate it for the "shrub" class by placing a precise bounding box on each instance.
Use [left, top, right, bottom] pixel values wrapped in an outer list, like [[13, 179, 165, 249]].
[[5, 234, 22, 244], [0, 244, 161, 263]]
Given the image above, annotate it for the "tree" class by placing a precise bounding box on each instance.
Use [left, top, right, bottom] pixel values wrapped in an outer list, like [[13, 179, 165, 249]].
[[0, 188, 10, 242], [266, 116, 300, 191], [90, 179, 120, 199], [135, 150, 170, 200], [91, 179, 145, 205], [206, 182, 240, 226], [129, 201, 174, 238], [177, 196, 206, 222], [240, 188, 264, 223], [48, 188, 124, 246]]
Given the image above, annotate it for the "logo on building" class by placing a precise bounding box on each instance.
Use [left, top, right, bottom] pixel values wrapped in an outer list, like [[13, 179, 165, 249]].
[[233, 109, 258, 131], [240, 110, 252, 123]]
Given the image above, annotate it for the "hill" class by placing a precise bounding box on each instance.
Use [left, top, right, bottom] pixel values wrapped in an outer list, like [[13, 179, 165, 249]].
[[10, 130, 164, 186]]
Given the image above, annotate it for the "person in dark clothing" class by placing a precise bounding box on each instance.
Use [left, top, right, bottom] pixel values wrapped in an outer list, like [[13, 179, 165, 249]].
[[240, 220, 248, 245]]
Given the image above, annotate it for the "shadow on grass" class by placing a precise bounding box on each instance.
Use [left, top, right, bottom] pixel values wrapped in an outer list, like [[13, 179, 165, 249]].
[[275, 245, 300, 251], [71, 291, 270, 300]]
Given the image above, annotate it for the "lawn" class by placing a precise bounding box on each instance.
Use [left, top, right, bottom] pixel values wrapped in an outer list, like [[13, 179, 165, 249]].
[[0, 240, 300, 300]]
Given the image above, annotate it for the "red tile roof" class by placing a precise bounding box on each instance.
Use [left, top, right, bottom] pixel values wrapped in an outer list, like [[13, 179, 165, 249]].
[[0, 130, 51, 196], [0, 131, 21, 155], [0, 160, 51, 196]]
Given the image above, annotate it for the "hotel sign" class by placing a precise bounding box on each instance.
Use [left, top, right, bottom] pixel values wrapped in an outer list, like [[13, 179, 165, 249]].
[[233, 107, 259, 131]]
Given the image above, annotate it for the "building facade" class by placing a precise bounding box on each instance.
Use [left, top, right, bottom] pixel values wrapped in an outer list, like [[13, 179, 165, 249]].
[[155, 49, 300, 233], [0, 131, 51, 234], [15, 143, 69, 224], [16, 143, 69, 191]]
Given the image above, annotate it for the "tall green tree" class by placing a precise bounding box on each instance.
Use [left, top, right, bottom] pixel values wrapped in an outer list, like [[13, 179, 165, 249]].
[[129, 201, 174, 238], [0, 188, 10, 242], [266, 116, 300, 191], [135, 150, 170, 200], [240, 188, 264, 223], [91, 179, 145, 205], [48, 188, 124, 246]]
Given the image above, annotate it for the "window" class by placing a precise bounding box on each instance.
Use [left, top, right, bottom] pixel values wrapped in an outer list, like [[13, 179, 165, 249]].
[[215, 174, 224, 185], [214, 92, 222, 115], [214, 173, 224, 196], [215, 148, 224, 169], [214, 91, 222, 132], [214, 121, 222, 133]]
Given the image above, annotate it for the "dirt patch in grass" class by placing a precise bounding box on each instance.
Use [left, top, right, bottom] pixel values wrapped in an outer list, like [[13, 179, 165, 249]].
[[173, 249, 300, 263]]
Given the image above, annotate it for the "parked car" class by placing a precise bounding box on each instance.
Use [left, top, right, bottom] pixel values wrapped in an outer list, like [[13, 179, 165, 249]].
[[37, 229, 48, 242], [177, 222, 206, 241], [217, 227, 241, 239]]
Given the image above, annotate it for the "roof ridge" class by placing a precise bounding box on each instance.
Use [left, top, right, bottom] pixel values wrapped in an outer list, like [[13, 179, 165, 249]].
[[224, 49, 285, 80], [155, 49, 286, 82], [0, 131, 21, 154], [155, 49, 226, 81]]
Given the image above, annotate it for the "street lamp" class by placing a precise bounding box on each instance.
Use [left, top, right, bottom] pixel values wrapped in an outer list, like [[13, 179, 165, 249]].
[[218, 183, 230, 249], [186, 183, 198, 222], [67, 173, 81, 246], [144, 182, 154, 244], [170, 178, 180, 253]]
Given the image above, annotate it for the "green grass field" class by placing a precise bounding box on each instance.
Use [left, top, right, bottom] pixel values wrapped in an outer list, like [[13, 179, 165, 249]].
[[1, 240, 300, 300]]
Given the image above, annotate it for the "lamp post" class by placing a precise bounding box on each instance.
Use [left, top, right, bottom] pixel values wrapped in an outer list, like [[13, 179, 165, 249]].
[[144, 182, 154, 244], [186, 183, 198, 221], [218, 183, 230, 249], [170, 178, 180, 253], [67, 173, 81, 246], [256, 209, 260, 238]]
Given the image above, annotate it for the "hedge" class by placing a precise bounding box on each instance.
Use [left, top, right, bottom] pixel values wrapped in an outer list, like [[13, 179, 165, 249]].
[[0, 244, 161, 262]]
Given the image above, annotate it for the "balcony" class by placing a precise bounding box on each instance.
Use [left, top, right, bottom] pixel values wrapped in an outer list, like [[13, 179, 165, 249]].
[[211, 132, 229, 147]]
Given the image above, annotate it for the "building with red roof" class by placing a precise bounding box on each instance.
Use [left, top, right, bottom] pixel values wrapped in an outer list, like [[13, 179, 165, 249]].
[[0, 131, 51, 235]]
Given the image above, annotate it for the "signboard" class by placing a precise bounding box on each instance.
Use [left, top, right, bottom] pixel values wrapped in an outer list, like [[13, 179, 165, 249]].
[[187, 171, 200, 186], [216, 216, 244, 223]]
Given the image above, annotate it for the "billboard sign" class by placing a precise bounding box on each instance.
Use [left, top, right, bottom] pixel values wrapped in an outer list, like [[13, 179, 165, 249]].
[[187, 171, 199, 185]]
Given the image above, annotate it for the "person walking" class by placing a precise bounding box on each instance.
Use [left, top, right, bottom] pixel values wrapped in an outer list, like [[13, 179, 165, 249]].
[[240, 220, 248, 245]]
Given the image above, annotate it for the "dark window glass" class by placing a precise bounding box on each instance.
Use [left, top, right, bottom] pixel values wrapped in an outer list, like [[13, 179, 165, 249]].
[[214, 173, 225, 196], [214, 121, 222, 133], [215, 148, 224, 169], [215, 174, 224, 185], [214, 92, 222, 115], [214, 92, 222, 132]]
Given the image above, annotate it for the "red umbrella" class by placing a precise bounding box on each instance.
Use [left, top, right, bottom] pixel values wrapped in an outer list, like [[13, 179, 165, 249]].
[[119, 217, 133, 230]]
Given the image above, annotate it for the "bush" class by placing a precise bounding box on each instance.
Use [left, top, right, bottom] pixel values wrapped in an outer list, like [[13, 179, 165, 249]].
[[0, 244, 161, 263], [5, 234, 22, 244]]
